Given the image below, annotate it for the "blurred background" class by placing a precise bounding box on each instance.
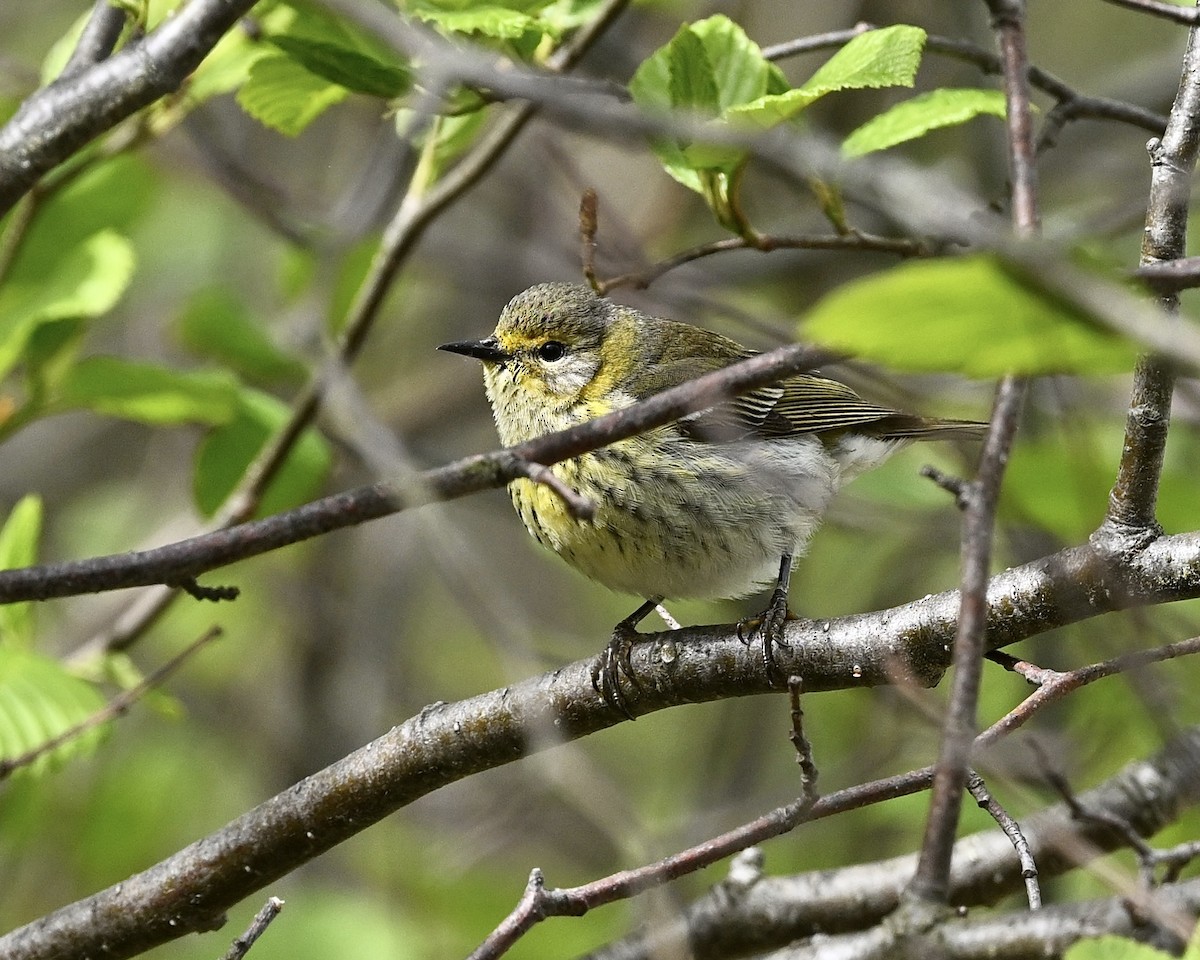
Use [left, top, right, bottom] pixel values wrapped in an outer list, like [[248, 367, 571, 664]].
[[0, 1, 1198, 957]]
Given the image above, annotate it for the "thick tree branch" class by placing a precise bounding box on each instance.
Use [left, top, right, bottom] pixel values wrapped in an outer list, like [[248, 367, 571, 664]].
[[0, 0, 257, 216], [2, 536, 1198, 960]]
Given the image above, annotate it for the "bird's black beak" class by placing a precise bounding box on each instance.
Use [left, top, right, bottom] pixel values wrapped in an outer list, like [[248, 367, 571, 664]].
[[437, 336, 509, 363]]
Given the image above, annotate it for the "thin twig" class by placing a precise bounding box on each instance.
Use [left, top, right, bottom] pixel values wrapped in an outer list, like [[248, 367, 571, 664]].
[[218, 898, 285, 960], [596, 232, 931, 294], [0, 627, 223, 781], [920, 464, 970, 508], [510, 459, 596, 520], [1134, 255, 1200, 292], [787, 676, 820, 805], [580, 188, 599, 290], [1034, 740, 1200, 891], [981, 636, 1200, 747], [966, 770, 1041, 910]]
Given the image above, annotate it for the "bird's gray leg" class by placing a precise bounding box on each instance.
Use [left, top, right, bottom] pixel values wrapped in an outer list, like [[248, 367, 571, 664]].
[[592, 595, 663, 719]]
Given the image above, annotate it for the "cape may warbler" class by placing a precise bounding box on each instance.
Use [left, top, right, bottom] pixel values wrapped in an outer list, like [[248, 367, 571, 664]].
[[440, 283, 985, 715]]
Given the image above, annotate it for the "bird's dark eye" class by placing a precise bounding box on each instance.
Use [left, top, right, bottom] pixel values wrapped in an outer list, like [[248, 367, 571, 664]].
[[537, 340, 566, 362]]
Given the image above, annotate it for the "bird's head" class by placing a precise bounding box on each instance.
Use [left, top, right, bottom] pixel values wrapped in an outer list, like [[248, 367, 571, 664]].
[[439, 284, 638, 437]]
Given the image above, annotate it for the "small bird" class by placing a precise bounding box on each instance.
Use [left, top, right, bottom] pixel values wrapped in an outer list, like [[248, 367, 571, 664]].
[[440, 282, 985, 715]]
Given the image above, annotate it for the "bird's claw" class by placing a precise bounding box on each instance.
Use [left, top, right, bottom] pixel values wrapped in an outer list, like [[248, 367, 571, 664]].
[[591, 622, 644, 720], [736, 588, 794, 684]]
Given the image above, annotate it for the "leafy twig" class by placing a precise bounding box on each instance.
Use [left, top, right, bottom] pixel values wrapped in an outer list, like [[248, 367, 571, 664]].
[[0, 627, 222, 782], [762, 26, 1167, 142]]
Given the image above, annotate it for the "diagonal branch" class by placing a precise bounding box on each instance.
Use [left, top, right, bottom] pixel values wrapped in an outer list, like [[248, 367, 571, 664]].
[[0, 343, 834, 603]]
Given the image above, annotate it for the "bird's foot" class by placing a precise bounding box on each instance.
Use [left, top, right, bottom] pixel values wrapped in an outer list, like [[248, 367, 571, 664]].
[[591, 622, 644, 720], [590, 597, 660, 720], [737, 585, 796, 685]]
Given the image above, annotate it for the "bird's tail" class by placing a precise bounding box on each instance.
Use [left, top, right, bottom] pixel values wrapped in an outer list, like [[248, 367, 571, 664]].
[[870, 414, 990, 441]]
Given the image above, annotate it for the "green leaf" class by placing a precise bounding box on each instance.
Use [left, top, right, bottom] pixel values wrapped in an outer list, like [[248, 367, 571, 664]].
[[0, 231, 136, 381], [266, 35, 411, 98], [410, 6, 541, 39], [631, 15, 772, 119], [186, 23, 271, 103], [0, 647, 107, 778], [843, 88, 1008, 157], [177, 288, 307, 385], [630, 17, 773, 193], [3, 155, 154, 286], [193, 389, 332, 518], [1064, 935, 1174, 960], [796, 24, 925, 101], [628, 29, 673, 112], [237, 52, 349, 136], [724, 88, 827, 128], [689, 15, 769, 112], [54, 357, 240, 425], [730, 26, 927, 128], [23, 318, 89, 397], [801, 256, 1139, 377], [0, 496, 42, 647], [667, 28, 720, 114]]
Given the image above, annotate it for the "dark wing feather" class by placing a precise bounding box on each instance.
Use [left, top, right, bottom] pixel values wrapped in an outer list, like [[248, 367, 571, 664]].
[[623, 317, 985, 442], [684, 372, 986, 443]]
